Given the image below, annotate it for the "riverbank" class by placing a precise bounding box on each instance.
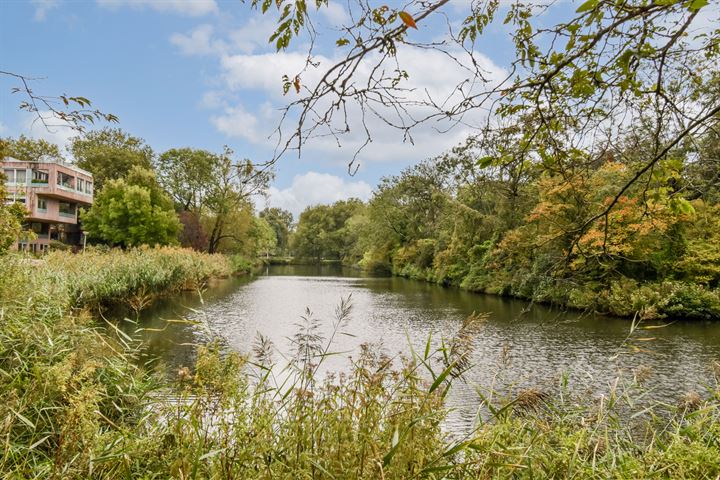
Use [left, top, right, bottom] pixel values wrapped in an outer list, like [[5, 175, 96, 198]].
[[264, 256, 720, 321], [387, 263, 720, 321], [1, 248, 719, 478]]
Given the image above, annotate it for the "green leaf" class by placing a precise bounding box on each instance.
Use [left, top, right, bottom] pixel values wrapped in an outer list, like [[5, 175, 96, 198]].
[[478, 156, 494, 168], [11, 408, 35, 429], [687, 0, 708, 11], [429, 360, 456, 394], [576, 0, 599, 13]]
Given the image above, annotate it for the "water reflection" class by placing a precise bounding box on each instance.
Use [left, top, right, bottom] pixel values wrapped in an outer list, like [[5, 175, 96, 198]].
[[126, 265, 720, 431]]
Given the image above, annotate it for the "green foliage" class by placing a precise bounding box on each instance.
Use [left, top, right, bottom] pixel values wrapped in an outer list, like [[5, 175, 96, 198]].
[[1, 135, 63, 161], [259, 206, 293, 254], [81, 167, 181, 247], [292, 199, 363, 262], [228, 254, 257, 274], [70, 128, 153, 189], [155, 147, 220, 211], [203, 147, 273, 254], [317, 124, 720, 320], [250, 216, 277, 257], [0, 172, 26, 254]]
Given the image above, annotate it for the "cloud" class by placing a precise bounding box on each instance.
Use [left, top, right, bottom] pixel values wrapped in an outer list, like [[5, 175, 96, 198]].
[[31, 0, 60, 21], [262, 171, 372, 218], [169, 10, 506, 167], [0, 121, 7, 134], [23, 111, 78, 154], [210, 104, 264, 143], [170, 24, 225, 56], [320, 1, 350, 25], [170, 16, 277, 58], [97, 0, 218, 16], [212, 45, 505, 166], [226, 16, 277, 54]]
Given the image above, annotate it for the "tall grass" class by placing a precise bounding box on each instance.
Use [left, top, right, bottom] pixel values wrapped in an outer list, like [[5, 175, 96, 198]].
[[1, 249, 718, 478], [1, 246, 233, 315]]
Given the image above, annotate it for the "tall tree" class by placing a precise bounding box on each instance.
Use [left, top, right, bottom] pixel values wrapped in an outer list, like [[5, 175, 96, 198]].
[[0, 173, 26, 254], [155, 148, 220, 211], [70, 128, 153, 189], [1, 135, 63, 161], [292, 199, 364, 263], [259, 207, 293, 255], [204, 147, 273, 254], [81, 166, 180, 247]]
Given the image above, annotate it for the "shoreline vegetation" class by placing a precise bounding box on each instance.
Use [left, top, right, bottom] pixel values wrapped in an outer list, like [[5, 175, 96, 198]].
[[1, 247, 719, 478], [266, 255, 720, 322]]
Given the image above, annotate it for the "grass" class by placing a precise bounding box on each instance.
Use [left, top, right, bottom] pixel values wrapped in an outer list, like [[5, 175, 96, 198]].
[[1, 248, 718, 478]]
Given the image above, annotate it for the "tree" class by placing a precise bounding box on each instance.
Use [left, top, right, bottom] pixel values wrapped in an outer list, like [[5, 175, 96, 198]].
[[259, 207, 293, 255], [256, 0, 719, 256], [204, 147, 273, 254], [155, 148, 220, 211], [250, 216, 278, 258], [70, 128, 153, 189], [0, 172, 26, 254], [178, 210, 208, 251], [292, 199, 364, 262], [1, 135, 63, 161], [81, 167, 180, 247]]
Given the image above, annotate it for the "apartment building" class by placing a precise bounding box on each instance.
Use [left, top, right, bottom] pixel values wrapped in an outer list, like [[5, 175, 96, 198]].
[[2, 156, 94, 252]]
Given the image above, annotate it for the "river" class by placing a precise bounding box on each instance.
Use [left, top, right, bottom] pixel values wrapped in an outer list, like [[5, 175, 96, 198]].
[[127, 264, 720, 431]]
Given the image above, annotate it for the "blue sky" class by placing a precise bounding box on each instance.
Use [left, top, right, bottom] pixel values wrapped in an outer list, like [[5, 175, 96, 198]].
[[0, 0, 536, 216]]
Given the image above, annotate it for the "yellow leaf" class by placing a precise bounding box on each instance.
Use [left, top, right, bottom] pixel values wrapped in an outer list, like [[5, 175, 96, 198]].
[[399, 11, 418, 29], [293, 76, 301, 94]]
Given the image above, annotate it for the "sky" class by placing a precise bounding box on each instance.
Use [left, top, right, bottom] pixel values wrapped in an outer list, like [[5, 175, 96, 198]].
[[0, 0, 538, 217]]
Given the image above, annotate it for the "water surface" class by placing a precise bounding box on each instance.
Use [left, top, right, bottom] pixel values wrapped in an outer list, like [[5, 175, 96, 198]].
[[127, 265, 720, 431]]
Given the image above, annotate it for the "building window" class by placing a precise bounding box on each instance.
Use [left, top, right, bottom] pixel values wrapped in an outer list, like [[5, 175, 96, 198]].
[[58, 202, 76, 218], [32, 169, 49, 184], [77, 178, 84, 192], [85, 181, 93, 195], [2, 169, 27, 184], [37, 197, 47, 210], [57, 172, 74, 189]]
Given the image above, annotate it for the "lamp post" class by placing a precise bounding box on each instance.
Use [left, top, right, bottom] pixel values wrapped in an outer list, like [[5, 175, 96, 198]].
[[82, 231, 87, 253]]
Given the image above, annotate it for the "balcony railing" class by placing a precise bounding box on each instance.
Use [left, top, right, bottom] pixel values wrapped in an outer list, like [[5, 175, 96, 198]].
[[58, 211, 76, 219]]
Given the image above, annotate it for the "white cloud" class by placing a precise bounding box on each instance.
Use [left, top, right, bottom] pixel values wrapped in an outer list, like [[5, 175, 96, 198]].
[[170, 24, 226, 56], [212, 45, 505, 166], [31, 0, 60, 21], [199, 90, 226, 109], [210, 104, 264, 143], [23, 111, 77, 154], [262, 171, 373, 218], [227, 16, 277, 54], [169, 16, 276, 58], [97, 0, 218, 16], [169, 10, 506, 167], [320, 1, 350, 25]]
